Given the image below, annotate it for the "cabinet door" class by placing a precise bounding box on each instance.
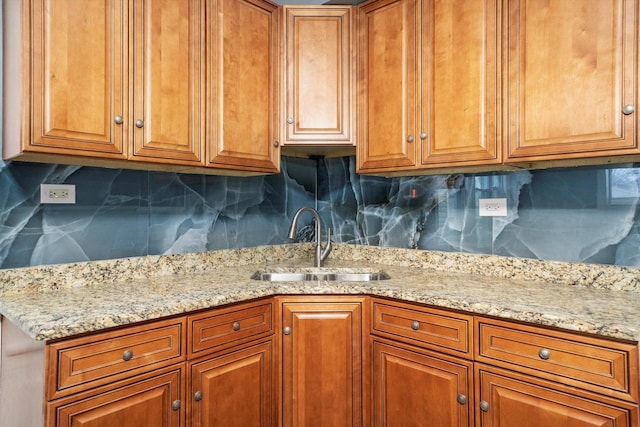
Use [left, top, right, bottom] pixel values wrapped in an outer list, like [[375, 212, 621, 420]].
[[282, 299, 363, 426], [28, 0, 127, 158], [283, 6, 355, 146], [505, 0, 638, 162], [357, 0, 418, 173], [207, 0, 280, 173], [190, 340, 273, 427], [476, 365, 637, 427], [49, 366, 184, 427], [421, 0, 501, 167], [373, 339, 473, 427], [131, 0, 204, 165]]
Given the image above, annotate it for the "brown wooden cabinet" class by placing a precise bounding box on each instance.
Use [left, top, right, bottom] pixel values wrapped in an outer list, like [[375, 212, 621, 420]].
[[372, 338, 473, 426], [356, 0, 419, 172], [48, 366, 185, 427], [282, 6, 355, 148], [206, 0, 281, 174], [187, 299, 275, 427], [279, 296, 366, 426], [504, 0, 639, 165], [4, 0, 280, 175], [476, 365, 637, 427]]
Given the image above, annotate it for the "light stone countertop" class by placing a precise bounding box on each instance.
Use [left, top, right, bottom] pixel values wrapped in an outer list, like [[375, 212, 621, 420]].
[[0, 244, 639, 342]]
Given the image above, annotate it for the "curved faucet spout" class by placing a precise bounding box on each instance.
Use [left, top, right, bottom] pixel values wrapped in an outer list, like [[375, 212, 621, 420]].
[[288, 207, 332, 267]]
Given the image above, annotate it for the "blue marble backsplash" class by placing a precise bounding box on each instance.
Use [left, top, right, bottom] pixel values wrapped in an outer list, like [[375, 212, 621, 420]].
[[1, 155, 639, 269]]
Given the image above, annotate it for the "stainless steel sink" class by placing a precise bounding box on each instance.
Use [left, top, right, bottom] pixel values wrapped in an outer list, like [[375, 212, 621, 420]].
[[250, 268, 390, 282]]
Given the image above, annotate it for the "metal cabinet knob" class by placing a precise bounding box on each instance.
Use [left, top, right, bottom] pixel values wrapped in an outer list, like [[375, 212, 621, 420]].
[[407, 135, 414, 143], [411, 321, 420, 330], [456, 394, 467, 405], [538, 347, 551, 360], [287, 116, 294, 124], [479, 400, 490, 412], [232, 321, 241, 331], [122, 349, 134, 361], [172, 400, 181, 411], [194, 391, 203, 402], [283, 326, 292, 335], [274, 141, 280, 147], [420, 132, 427, 140], [135, 119, 144, 128], [623, 104, 635, 115], [114, 115, 124, 125]]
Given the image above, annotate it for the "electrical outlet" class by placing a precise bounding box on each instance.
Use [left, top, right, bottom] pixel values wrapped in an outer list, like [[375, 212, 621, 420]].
[[40, 184, 76, 204], [479, 198, 507, 217]]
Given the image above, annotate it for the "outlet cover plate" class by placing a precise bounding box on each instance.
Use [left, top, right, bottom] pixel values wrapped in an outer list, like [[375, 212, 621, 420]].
[[40, 184, 76, 204], [479, 198, 507, 217]]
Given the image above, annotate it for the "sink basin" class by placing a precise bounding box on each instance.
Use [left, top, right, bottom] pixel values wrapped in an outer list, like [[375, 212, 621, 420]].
[[251, 268, 390, 282]]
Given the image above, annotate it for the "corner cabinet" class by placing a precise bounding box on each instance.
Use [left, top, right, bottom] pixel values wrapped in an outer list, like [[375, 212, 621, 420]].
[[3, 0, 280, 175], [504, 0, 639, 165], [278, 296, 367, 426], [281, 6, 356, 148]]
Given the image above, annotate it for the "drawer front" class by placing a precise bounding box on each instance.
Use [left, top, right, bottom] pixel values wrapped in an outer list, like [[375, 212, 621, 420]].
[[47, 317, 186, 399], [476, 317, 638, 402], [372, 300, 472, 357], [189, 300, 273, 356]]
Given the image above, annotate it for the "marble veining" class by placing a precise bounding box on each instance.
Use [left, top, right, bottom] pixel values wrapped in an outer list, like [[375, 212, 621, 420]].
[[1, 244, 639, 342]]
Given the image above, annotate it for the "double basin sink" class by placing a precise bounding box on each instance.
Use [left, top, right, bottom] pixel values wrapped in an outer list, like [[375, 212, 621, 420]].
[[251, 267, 390, 282]]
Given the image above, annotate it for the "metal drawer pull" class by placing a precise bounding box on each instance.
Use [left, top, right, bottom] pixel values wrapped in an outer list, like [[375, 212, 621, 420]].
[[122, 349, 134, 361], [283, 326, 292, 335], [622, 104, 635, 115], [411, 320, 420, 330], [538, 348, 551, 360], [194, 391, 203, 402], [114, 115, 123, 124], [457, 394, 467, 405], [172, 400, 181, 411], [479, 400, 489, 412], [233, 321, 241, 331]]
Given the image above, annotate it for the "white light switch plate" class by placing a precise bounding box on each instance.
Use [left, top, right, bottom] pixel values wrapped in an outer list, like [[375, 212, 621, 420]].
[[479, 198, 507, 217], [40, 184, 76, 204]]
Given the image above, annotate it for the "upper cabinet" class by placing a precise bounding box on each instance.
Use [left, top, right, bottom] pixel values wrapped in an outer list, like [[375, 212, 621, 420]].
[[4, 0, 280, 175], [206, 0, 280, 173], [130, 0, 205, 165], [356, 0, 501, 175], [5, 0, 129, 161], [357, 0, 419, 172], [421, 0, 501, 168], [505, 0, 637, 165], [281, 6, 355, 148]]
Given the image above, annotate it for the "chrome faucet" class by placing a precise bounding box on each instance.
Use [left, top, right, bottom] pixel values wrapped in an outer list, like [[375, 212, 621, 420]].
[[288, 207, 332, 268]]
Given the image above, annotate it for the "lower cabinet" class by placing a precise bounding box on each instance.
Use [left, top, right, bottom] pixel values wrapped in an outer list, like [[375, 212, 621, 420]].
[[48, 366, 185, 427], [279, 296, 366, 427], [189, 340, 273, 427], [372, 338, 473, 426]]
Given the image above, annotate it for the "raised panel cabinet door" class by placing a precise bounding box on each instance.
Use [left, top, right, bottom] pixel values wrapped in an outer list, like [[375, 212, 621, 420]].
[[28, 0, 127, 158], [505, 0, 638, 162], [207, 0, 280, 173], [282, 300, 363, 427], [283, 6, 355, 145], [476, 365, 637, 427], [357, 0, 419, 173], [131, 0, 205, 165], [189, 340, 273, 427], [373, 340, 473, 427], [49, 366, 184, 427], [421, 0, 501, 167]]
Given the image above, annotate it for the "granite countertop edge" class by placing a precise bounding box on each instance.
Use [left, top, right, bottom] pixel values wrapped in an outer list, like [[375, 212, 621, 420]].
[[0, 243, 639, 343]]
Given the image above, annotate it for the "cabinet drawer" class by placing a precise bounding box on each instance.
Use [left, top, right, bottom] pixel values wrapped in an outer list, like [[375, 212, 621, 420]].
[[476, 317, 639, 402], [372, 299, 472, 357], [47, 317, 186, 399], [189, 300, 273, 357]]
